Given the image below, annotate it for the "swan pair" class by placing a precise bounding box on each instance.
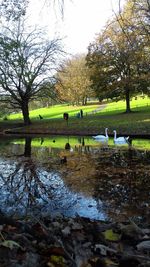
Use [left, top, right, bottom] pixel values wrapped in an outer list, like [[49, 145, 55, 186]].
[[93, 128, 129, 144]]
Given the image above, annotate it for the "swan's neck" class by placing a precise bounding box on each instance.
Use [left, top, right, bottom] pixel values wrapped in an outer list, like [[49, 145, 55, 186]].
[[114, 131, 117, 140], [105, 128, 108, 137]]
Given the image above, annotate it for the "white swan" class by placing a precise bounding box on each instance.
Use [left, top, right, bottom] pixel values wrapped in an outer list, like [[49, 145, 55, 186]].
[[93, 128, 109, 141], [113, 130, 129, 144]]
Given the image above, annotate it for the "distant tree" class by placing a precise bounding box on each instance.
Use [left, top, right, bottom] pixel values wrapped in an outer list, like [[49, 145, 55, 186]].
[[0, 97, 12, 118], [55, 54, 94, 105], [0, 22, 63, 125], [35, 81, 60, 108]]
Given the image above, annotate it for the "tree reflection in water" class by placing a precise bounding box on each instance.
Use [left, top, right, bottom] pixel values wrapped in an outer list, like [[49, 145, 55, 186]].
[[0, 136, 150, 222], [0, 137, 70, 217], [58, 145, 150, 222], [93, 148, 150, 222]]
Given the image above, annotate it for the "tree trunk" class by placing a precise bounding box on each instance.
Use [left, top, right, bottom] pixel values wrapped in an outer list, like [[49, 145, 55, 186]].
[[125, 86, 131, 113], [84, 97, 87, 105], [24, 137, 32, 157], [22, 101, 31, 125]]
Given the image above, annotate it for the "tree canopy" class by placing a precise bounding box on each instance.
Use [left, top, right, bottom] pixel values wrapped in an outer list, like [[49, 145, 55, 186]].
[[86, 0, 150, 112], [55, 54, 94, 105], [0, 0, 65, 21], [0, 22, 63, 124]]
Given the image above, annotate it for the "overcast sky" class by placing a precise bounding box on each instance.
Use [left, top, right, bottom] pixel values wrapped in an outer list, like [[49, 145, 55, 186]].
[[28, 0, 124, 55]]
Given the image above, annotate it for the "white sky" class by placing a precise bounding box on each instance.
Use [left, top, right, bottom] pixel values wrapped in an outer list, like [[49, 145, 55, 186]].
[[27, 0, 124, 55]]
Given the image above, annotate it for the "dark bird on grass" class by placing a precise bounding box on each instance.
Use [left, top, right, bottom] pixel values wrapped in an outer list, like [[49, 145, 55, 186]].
[[65, 143, 71, 149], [39, 114, 43, 120]]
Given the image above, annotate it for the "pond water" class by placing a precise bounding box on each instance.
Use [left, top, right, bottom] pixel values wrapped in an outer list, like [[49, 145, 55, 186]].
[[0, 135, 150, 222]]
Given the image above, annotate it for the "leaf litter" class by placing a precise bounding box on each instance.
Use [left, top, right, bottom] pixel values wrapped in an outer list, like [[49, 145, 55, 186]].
[[0, 211, 150, 267]]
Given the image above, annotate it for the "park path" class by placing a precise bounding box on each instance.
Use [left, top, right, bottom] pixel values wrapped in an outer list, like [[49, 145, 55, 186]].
[[87, 103, 107, 115]]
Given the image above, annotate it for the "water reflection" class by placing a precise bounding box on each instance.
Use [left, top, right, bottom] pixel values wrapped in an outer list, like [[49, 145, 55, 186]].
[[11, 135, 150, 150], [0, 136, 150, 222], [93, 148, 150, 222]]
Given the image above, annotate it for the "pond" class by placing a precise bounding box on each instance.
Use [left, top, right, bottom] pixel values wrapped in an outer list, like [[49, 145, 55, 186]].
[[0, 135, 150, 223]]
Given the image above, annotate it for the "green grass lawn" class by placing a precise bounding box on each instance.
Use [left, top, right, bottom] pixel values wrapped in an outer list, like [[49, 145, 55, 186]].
[[7, 103, 100, 121], [1, 95, 150, 136], [6, 95, 150, 121], [98, 96, 150, 115]]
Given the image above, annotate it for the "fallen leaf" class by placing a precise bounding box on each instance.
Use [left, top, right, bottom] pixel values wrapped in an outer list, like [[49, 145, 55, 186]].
[[72, 222, 83, 230], [104, 258, 118, 266], [0, 240, 21, 250], [62, 226, 71, 235], [88, 257, 106, 267], [102, 229, 121, 242], [95, 244, 117, 256], [47, 255, 65, 266], [43, 246, 65, 257], [137, 240, 150, 251], [0, 225, 4, 231], [3, 225, 17, 232]]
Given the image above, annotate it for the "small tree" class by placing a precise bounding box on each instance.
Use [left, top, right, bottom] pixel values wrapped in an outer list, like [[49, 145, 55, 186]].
[[0, 22, 63, 124]]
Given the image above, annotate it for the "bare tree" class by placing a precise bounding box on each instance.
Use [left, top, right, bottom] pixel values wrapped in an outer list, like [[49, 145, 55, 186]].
[[0, 22, 64, 125], [0, 0, 29, 21], [0, 0, 66, 21]]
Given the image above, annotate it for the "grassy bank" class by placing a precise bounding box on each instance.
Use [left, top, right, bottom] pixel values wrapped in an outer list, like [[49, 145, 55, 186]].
[[3, 109, 150, 136], [1, 96, 150, 136]]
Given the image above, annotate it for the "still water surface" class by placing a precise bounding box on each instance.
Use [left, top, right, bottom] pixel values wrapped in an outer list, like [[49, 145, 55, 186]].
[[0, 135, 150, 222]]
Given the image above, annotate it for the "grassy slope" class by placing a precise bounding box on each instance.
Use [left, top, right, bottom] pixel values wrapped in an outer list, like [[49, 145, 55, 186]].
[[2, 96, 150, 136], [99, 96, 150, 114], [8, 104, 100, 120]]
